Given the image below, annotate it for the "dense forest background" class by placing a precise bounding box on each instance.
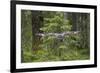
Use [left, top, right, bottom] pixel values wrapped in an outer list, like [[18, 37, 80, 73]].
[[21, 10, 90, 63]]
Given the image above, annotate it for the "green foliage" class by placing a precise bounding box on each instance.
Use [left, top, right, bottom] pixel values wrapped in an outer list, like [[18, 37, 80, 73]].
[[21, 11, 90, 62], [40, 12, 71, 33], [21, 10, 32, 62]]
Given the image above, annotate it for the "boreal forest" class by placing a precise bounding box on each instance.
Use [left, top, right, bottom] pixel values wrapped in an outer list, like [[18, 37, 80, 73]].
[[21, 10, 90, 63]]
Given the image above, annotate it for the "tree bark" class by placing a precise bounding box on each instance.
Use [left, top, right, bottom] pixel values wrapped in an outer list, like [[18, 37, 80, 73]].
[[32, 11, 43, 51]]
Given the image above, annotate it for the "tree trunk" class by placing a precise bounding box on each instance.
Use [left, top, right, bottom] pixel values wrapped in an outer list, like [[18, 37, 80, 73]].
[[79, 13, 90, 49], [32, 11, 43, 51]]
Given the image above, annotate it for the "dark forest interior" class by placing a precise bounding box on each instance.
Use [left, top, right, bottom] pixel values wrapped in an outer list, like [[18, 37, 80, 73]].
[[21, 10, 90, 63]]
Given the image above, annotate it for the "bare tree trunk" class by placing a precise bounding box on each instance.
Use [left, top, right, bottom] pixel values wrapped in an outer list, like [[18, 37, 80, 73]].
[[32, 11, 43, 51], [71, 13, 79, 31], [79, 13, 90, 49]]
